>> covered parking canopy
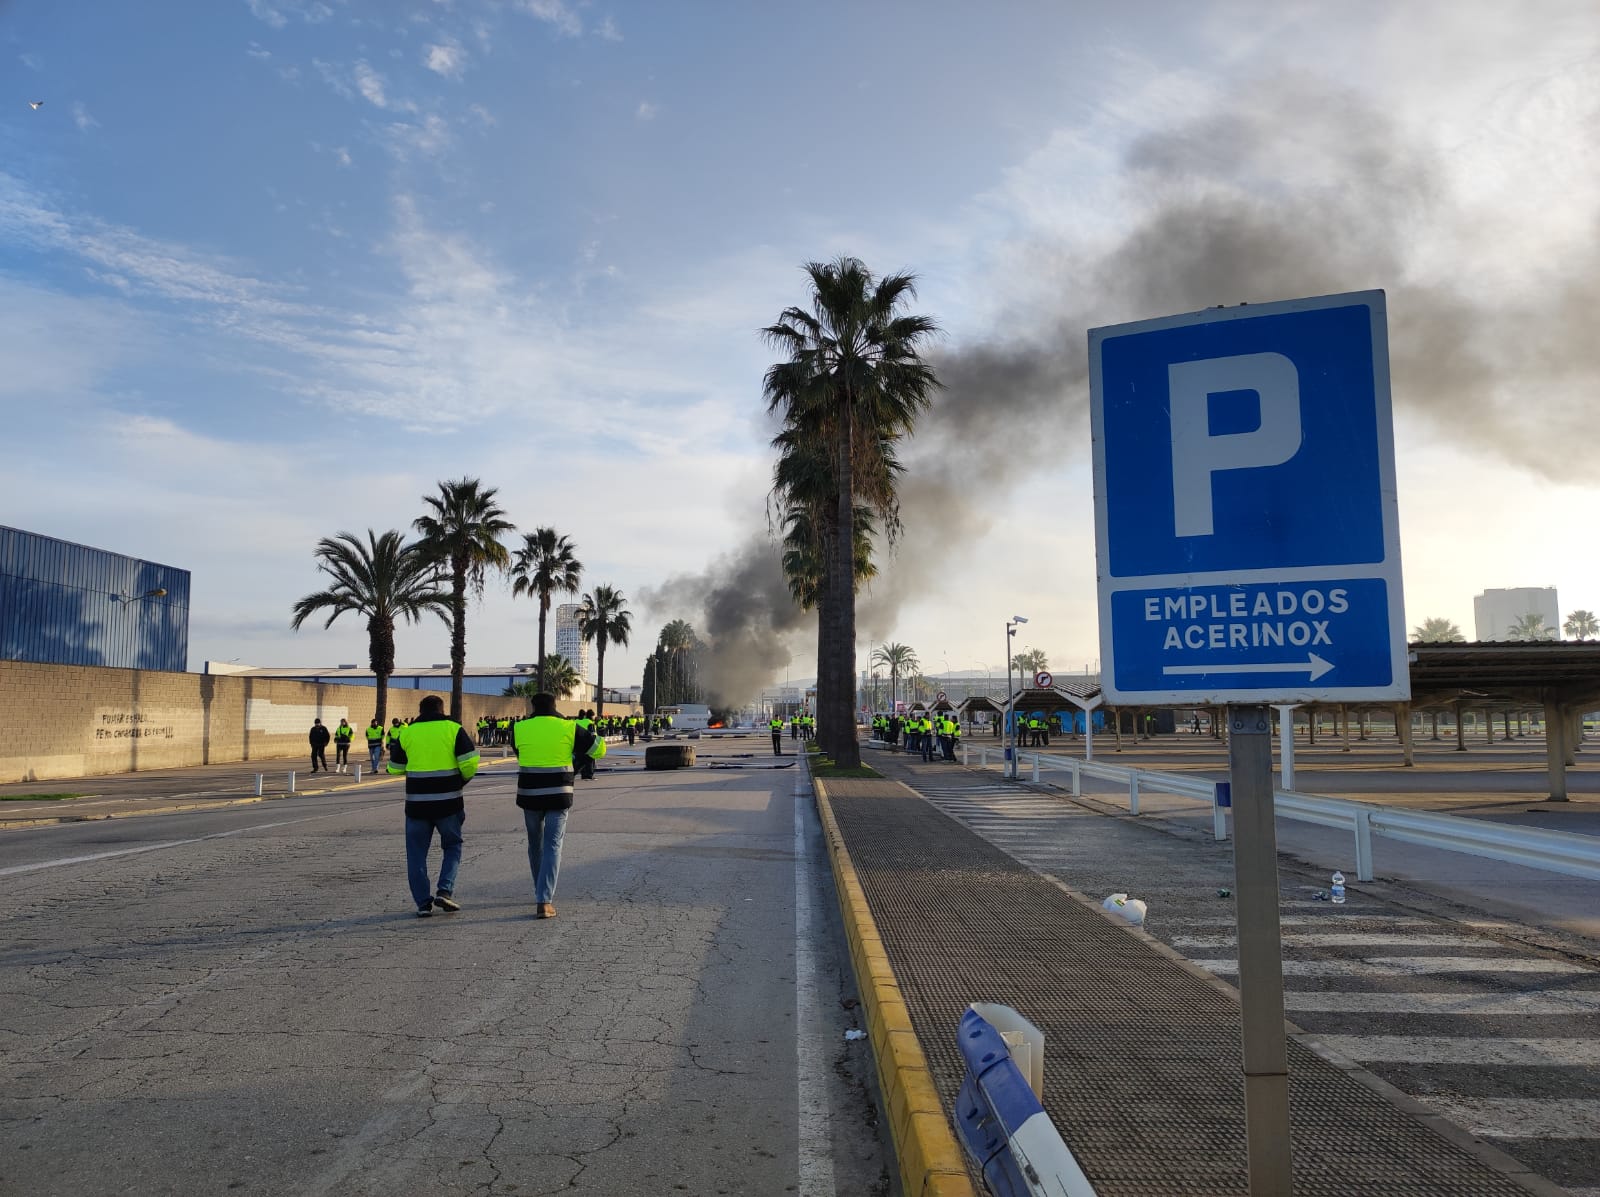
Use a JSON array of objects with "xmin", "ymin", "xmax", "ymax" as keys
[{"xmin": 1407, "ymin": 641, "xmax": 1600, "ymax": 800}]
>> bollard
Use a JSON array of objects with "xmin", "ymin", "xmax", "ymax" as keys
[
  {"xmin": 1070, "ymin": 759, "xmax": 1081, "ymax": 797},
  {"xmin": 287, "ymin": 770, "xmax": 296, "ymax": 794},
  {"xmin": 1031, "ymin": 754, "xmax": 1041, "ymax": 783},
  {"xmin": 353, "ymin": 765, "xmax": 362, "ymax": 782},
  {"xmin": 254, "ymin": 773, "xmax": 264, "ymax": 797},
  {"xmin": 1127, "ymin": 773, "xmax": 1140, "ymax": 815}
]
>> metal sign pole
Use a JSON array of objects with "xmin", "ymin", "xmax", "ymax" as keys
[{"xmin": 1228, "ymin": 704, "xmax": 1293, "ymax": 1195}]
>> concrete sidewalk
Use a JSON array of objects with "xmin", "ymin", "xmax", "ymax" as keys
[{"xmin": 815, "ymin": 771, "xmax": 1567, "ymax": 1197}]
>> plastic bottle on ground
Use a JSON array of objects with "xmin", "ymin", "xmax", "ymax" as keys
[{"xmin": 1330, "ymin": 871, "xmax": 1346, "ymax": 904}]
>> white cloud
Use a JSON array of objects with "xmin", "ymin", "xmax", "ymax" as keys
[
  {"xmin": 635, "ymin": 101, "xmax": 657, "ymax": 121},
  {"xmin": 334, "ymin": 146, "xmax": 352, "ymax": 168},
  {"xmin": 353, "ymin": 60, "xmax": 395, "ymax": 109},
  {"xmin": 20, "ymin": 52, "xmax": 42, "ymax": 71},
  {"xmin": 245, "ymin": 0, "xmax": 330, "ymax": 26},
  {"xmin": 467, "ymin": 103, "xmax": 495, "ymax": 127},
  {"xmin": 597, "ymin": 15, "xmax": 622, "ymax": 41},
  {"xmin": 383, "ymin": 113, "xmax": 452, "ymax": 160},
  {"xmin": 519, "ymin": 0, "xmax": 582, "ymax": 37},
  {"xmin": 424, "ymin": 38, "xmax": 466, "ymax": 78},
  {"xmin": 70, "ymin": 102, "xmax": 99, "ymax": 132},
  {"xmin": 311, "ymin": 58, "xmax": 352, "ymax": 99},
  {"xmin": 245, "ymin": 43, "xmax": 272, "ymax": 61},
  {"xmin": 246, "ymin": 0, "xmax": 287, "ymax": 29}
]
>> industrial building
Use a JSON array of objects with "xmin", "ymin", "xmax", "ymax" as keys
[
  {"xmin": 554, "ymin": 602, "xmax": 591, "ymax": 679},
  {"xmin": 0, "ymin": 525, "xmax": 190, "ymax": 672},
  {"xmin": 1474, "ymin": 587, "xmax": 1560, "ymax": 640}
]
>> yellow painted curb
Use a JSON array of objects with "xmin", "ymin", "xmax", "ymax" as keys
[{"xmin": 812, "ymin": 775, "xmax": 976, "ymax": 1197}]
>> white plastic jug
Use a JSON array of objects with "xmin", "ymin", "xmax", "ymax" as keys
[{"xmin": 1102, "ymin": 892, "xmax": 1148, "ymax": 926}]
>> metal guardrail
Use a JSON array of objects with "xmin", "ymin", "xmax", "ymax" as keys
[
  {"xmin": 964, "ymin": 746, "xmax": 1229, "ymax": 841},
  {"xmin": 961, "ymin": 746, "xmax": 1600, "ymax": 884},
  {"xmin": 955, "ymin": 1004, "xmax": 1097, "ymax": 1197}
]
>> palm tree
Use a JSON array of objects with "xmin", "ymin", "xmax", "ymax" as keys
[
  {"xmin": 1013, "ymin": 648, "xmax": 1049, "ymax": 680},
  {"xmin": 780, "ymin": 501, "xmax": 877, "ymax": 611},
  {"xmin": 506, "ymin": 654, "xmax": 580, "ymax": 704},
  {"xmin": 1506, "ymin": 612, "xmax": 1556, "ymax": 642},
  {"xmin": 870, "ymin": 643, "xmax": 919, "ymax": 712},
  {"xmin": 290, "ymin": 530, "xmax": 449, "ymax": 728},
  {"xmin": 764, "ymin": 257, "xmax": 940, "ymax": 766},
  {"xmin": 1412, "ymin": 617, "xmax": 1466, "ymax": 644},
  {"xmin": 412, "ymin": 478, "xmax": 515, "ymax": 721},
  {"xmin": 509, "ymin": 528, "xmax": 583, "ymax": 694},
  {"xmin": 578, "ymin": 585, "xmax": 632, "ymax": 718},
  {"xmin": 539, "ymin": 652, "xmax": 581, "ymax": 699},
  {"xmin": 1563, "ymin": 610, "xmax": 1598, "ymax": 640}
]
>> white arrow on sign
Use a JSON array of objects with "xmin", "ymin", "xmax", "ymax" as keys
[{"xmin": 1163, "ymin": 653, "xmax": 1333, "ymax": 682}]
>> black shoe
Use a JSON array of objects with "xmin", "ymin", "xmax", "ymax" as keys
[
  {"xmin": 416, "ymin": 901, "xmax": 434, "ymax": 918},
  {"xmin": 434, "ymin": 893, "xmax": 461, "ymax": 913}
]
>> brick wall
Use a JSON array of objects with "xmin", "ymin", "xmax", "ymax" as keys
[{"xmin": 0, "ymin": 662, "xmax": 535, "ymax": 784}]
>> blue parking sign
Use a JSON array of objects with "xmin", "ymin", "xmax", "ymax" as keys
[{"xmin": 1090, "ymin": 291, "xmax": 1408, "ymax": 704}]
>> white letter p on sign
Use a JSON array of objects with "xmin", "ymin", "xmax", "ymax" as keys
[{"xmin": 1168, "ymin": 352, "xmax": 1302, "ymax": 537}]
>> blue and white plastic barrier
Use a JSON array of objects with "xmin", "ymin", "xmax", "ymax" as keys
[{"xmin": 954, "ymin": 1003, "xmax": 1098, "ymax": 1197}]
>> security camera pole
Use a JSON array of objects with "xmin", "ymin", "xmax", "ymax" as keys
[
  {"xmin": 1089, "ymin": 291, "xmax": 1409, "ymax": 1195},
  {"xmin": 1005, "ymin": 615, "xmax": 1027, "ymax": 780}
]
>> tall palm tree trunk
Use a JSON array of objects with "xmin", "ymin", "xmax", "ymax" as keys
[
  {"xmin": 829, "ymin": 402, "xmax": 860, "ymax": 767},
  {"xmin": 537, "ymin": 601, "xmax": 549, "ymax": 693},
  {"xmin": 449, "ymin": 554, "xmax": 468, "ymax": 722},
  {"xmin": 814, "ymin": 514, "xmax": 838, "ymax": 756},
  {"xmin": 369, "ymin": 615, "xmax": 395, "ymax": 728},
  {"xmin": 595, "ymin": 641, "xmax": 606, "ymax": 718}
]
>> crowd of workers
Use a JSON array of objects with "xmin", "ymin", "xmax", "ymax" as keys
[{"xmin": 474, "ymin": 712, "xmax": 669, "ymax": 748}]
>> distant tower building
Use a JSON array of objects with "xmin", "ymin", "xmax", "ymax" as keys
[
  {"xmin": 554, "ymin": 603, "xmax": 591, "ymax": 680},
  {"xmin": 1473, "ymin": 587, "xmax": 1560, "ymax": 641}
]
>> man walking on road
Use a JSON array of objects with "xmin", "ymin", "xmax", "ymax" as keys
[
  {"xmin": 387, "ymin": 695, "xmax": 480, "ymax": 917},
  {"xmin": 365, "ymin": 718, "xmax": 384, "ymax": 772},
  {"xmin": 769, "ymin": 715, "xmax": 784, "ymax": 756},
  {"xmin": 308, "ymin": 718, "xmax": 330, "ymax": 773},
  {"xmin": 514, "ymin": 692, "xmax": 604, "ymax": 919}
]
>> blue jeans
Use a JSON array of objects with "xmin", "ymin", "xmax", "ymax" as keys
[
  {"xmin": 523, "ymin": 808, "xmax": 569, "ymax": 903},
  {"xmin": 405, "ymin": 810, "xmax": 464, "ymax": 909},
  {"xmin": 369, "ymin": 743, "xmax": 383, "ymax": 772}
]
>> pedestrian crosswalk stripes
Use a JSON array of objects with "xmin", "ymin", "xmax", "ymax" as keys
[
  {"xmin": 1192, "ymin": 957, "xmax": 1591, "ymax": 977},
  {"xmin": 1312, "ymin": 1036, "xmax": 1600, "ymax": 1066},
  {"xmin": 1418, "ymin": 1099, "xmax": 1600, "ymax": 1140},
  {"xmin": 1283, "ymin": 990, "xmax": 1600, "ymax": 1014},
  {"xmin": 1174, "ymin": 931, "xmax": 1491, "ymax": 948},
  {"xmin": 876, "ymin": 759, "xmax": 1600, "ymax": 1192}
]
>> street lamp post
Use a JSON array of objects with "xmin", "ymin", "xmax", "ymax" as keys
[{"xmin": 1005, "ymin": 615, "xmax": 1028, "ymax": 779}]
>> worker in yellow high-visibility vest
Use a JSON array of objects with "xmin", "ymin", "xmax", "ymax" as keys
[
  {"xmin": 387, "ymin": 695, "xmax": 480, "ymax": 917},
  {"xmin": 513, "ymin": 692, "xmax": 605, "ymax": 919}
]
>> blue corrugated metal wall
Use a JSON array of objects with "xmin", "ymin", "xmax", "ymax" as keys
[{"xmin": 0, "ymin": 526, "xmax": 191, "ymax": 672}]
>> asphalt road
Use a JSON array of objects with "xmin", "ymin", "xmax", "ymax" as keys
[{"xmin": 0, "ymin": 747, "xmax": 893, "ymax": 1197}]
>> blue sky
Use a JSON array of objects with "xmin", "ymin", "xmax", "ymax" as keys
[{"xmin": 4, "ymin": 1, "xmax": 1599, "ymax": 688}]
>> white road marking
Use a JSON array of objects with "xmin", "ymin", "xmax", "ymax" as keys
[
  {"xmin": 1311, "ymin": 1036, "xmax": 1600, "ymax": 1066},
  {"xmin": 1193, "ymin": 957, "xmax": 1591, "ymax": 977},
  {"xmin": 1415, "ymin": 1098, "xmax": 1600, "ymax": 1140},
  {"xmin": 794, "ymin": 766, "xmax": 836, "ymax": 1197},
  {"xmin": 1173, "ymin": 933, "xmax": 1490, "ymax": 948},
  {"xmin": 0, "ymin": 811, "xmax": 351, "ymax": 876},
  {"xmin": 1284, "ymin": 991, "xmax": 1600, "ymax": 1014},
  {"xmin": 1168, "ymin": 915, "xmax": 1440, "ymax": 927}
]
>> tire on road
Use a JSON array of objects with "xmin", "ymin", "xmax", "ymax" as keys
[{"xmin": 645, "ymin": 744, "xmax": 696, "ymax": 770}]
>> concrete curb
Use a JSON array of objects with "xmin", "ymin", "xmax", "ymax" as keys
[{"xmin": 811, "ymin": 774, "xmax": 976, "ymax": 1197}]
